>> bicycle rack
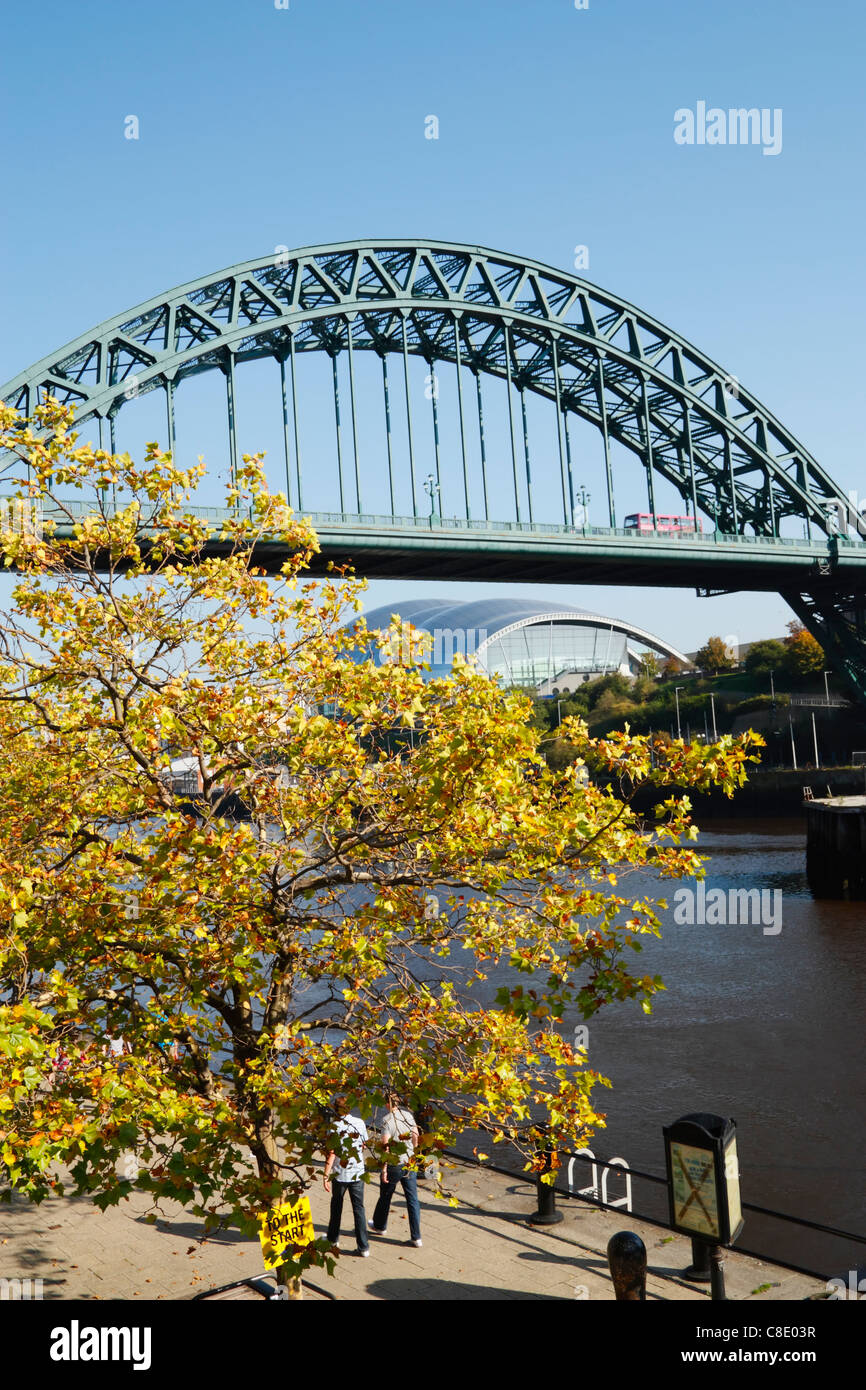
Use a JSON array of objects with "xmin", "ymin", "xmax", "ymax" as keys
[
  {"xmin": 567, "ymin": 1147, "xmax": 600, "ymax": 1200},
  {"xmin": 601, "ymin": 1156, "xmax": 632, "ymax": 1212},
  {"xmin": 566, "ymin": 1149, "xmax": 632, "ymax": 1213}
]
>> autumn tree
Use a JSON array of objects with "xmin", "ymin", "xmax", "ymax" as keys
[
  {"xmin": 783, "ymin": 621, "xmax": 825, "ymax": 677},
  {"xmin": 0, "ymin": 402, "xmax": 759, "ymax": 1296},
  {"xmin": 694, "ymin": 636, "xmax": 736, "ymax": 674},
  {"xmin": 638, "ymin": 652, "xmax": 660, "ymax": 680}
]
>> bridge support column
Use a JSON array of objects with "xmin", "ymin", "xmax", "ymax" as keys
[
  {"xmin": 474, "ymin": 370, "xmax": 489, "ymax": 521},
  {"xmin": 783, "ymin": 585, "xmax": 866, "ymax": 713},
  {"xmin": 224, "ymin": 352, "xmax": 238, "ymax": 491},
  {"xmin": 640, "ymin": 375, "xmax": 657, "ymax": 524},
  {"xmin": 597, "ymin": 353, "xmax": 615, "ymax": 528}
]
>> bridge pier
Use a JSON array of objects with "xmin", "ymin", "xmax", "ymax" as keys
[{"xmin": 804, "ymin": 795, "xmax": 866, "ymax": 899}]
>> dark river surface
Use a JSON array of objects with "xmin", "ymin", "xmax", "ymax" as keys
[
  {"xmin": 446, "ymin": 817, "xmax": 866, "ymax": 1279},
  {"xmin": 223, "ymin": 811, "xmax": 864, "ymax": 1278}
]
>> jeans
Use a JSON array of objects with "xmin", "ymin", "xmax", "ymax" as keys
[
  {"xmin": 373, "ymin": 1165, "xmax": 421, "ymax": 1242},
  {"xmin": 327, "ymin": 1180, "xmax": 369, "ymax": 1252}
]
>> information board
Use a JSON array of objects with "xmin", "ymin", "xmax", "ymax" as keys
[{"xmin": 669, "ymin": 1141, "xmax": 720, "ymax": 1238}]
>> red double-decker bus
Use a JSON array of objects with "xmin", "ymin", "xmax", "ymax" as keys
[{"xmin": 623, "ymin": 513, "xmax": 702, "ymax": 535}]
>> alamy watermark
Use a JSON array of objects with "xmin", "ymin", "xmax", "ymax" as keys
[
  {"xmin": 50, "ymin": 1323, "xmax": 152, "ymax": 1370},
  {"xmin": 674, "ymin": 103, "xmax": 782, "ymax": 157},
  {"xmin": 825, "ymin": 491, "xmax": 866, "ymax": 539},
  {"xmin": 826, "ymin": 1270, "xmax": 866, "ymax": 1300},
  {"xmin": 1, "ymin": 1277, "xmax": 43, "ymax": 1300},
  {"xmin": 673, "ymin": 881, "xmax": 782, "ymax": 935},
  {"xmin": 377, "ymin": 624, "xmax": 488, "ymax": 669},
  {"xmin": 0, "ymin": 498, "xmax": 42, "ymax": 539}
]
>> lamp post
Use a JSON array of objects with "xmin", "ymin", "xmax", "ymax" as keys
[
  {"xmin": 674, "ymin": 686, "xmax": 684, "ymax": 740},
  {"xmin": 789, "ymin": 712, "xmax": 798, "ymax": 770},
  {"xmin": 424, "ymin": 472, "xmax": 441, "ymax": 522},
  {"xmin": 557, "ymin": 699, "xmax": 562, "ymax": 728},
  {"xmin": 576, "ymin": 484, "xmax": 591, "ymax": 526},
  {"xmin": 812, "ymin": 710, "xmax": 820, "ymax": 768},
  {"xmin": 823, "ymin": 669, "xmax": 831, "ymax": 706},
  {"xmin": 709, "ymin": 693, "xmax": 718, "ymax": 741}
]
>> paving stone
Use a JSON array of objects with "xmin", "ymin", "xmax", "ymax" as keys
[{"xmin": 1, "ymin": 1155, "xmax": 827, "ymax": 1302}]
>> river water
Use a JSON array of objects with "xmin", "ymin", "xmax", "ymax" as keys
[
  {"xmin": 453, "ymin": 817, "xmax": 866, "ymax": 1279},
  {"xmin": 179, "ymin": 808, "xmax": 866, "ymax": 1277}
]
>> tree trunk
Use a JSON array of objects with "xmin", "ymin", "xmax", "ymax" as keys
[
  {"xmin": 273, "ymin": 1262, "xmax": 303, "ymax": 1300},
  {"xmin": 256, "ymin": 1119, "xmax": 304, "ymax": 1301}
]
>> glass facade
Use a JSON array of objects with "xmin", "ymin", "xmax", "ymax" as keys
[
  {"xmin": 353, "ymin": 597, "xmax": 681, "ymax": 691},
  {"xmin": 481, "ymin": 622, "xmax": 628, "ymax": 687}
]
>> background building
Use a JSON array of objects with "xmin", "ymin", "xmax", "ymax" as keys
[{"xmin": 355, "ymin": 598, "xmax": 691, "ymax": 693}]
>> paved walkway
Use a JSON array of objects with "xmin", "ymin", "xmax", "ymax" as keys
[{"xmin": 1, "ymin": 1155, "xmax": 825, "ymax": 1302}]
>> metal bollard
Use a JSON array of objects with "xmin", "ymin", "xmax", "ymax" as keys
[
  {"xmin": 528, "ymin": 1148, "xmax": 563, "ymax": 1225},
  {"xmin": 607, "ymin": 1230, "xmax": 647, "ymax": 1301},
  {"xmin": 709, "ymin": 1244, "xmax": 727, "ymax": 1301},
  {"xmin": 684, "ymin": 1236, "xmax": 712, "ymax": 1282}
]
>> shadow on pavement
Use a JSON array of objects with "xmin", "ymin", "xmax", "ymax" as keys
[
  {"xmin": 517, "ymin": 1247, "xmax": 608, "ymax": 1274},
  {"xmin": 133, "ymin": 1217, "xmax": 255, "ymax": 1246},
  {"xmin": 365, "ymin": 1278, "xmax": 565, "ymax": 1300}
]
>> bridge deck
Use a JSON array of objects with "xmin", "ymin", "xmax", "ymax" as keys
[{"xmin": 20, "ymin": 501, "xmax": 866, "ymax": 589}]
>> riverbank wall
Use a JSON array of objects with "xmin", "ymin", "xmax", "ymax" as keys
[{"xmin": 627, "ymin": 765, "xmax": 866, "ymax": 817}]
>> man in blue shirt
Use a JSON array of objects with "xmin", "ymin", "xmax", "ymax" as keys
[{"xmin": 323, "ymin": 1097, "xmax": 370, "ymax": 1256}]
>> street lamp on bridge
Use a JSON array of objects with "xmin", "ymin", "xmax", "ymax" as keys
[
  {"xmin": 424, "ymin": 473, "xmax": 441, "ymax": 522},
  {"xmin": 674, "ymin": 686, "xmax": 684, "ymax": 741}
]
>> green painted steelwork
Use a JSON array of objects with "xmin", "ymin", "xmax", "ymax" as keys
[
  {"xmin": 3, "ymin": 238, "xmax": 855, "ymax": 536},
  {"xmin": 2, "ymin": 238, "xmax": 865, "ymax": 704}
]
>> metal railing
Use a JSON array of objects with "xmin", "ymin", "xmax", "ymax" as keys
[
  {"xmin": 789, "ymin": 696, "xmax": 850, "ymax": 708},
  {"xmin": 450, "ymin": 1144, "xmax": 866, "ymax": 1281},
  {"xmin": 6, "ymin": 496, "xmax": 859, "ymax": 554}
]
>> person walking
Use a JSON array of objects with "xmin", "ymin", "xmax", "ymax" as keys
[
  {"xmin": 370, "ymin": 1093, "xmax": 422, "ymax": 1247},
  {"xmin": 414, "ymin": 1099, "xmax": 440, "ymax": 1181},
  {"xmin": 323, "ymin": 1097, "xmax": 370, "ymax": 1257}
]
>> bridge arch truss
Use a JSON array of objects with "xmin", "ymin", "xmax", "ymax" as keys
[
  {"xmin": 1, "ymin": 239, "xmax": 856, "ymax": 540},
  {"xmin": 2, "ymin": 240, "xmax": 866, "ymax": 708}
]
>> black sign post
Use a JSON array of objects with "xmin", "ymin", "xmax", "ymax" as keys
[{"xmin": 662, "ymin": 1112, "xmax": 743, "ymax": 1301}]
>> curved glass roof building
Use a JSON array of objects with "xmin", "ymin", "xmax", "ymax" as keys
[{"xmin": 353, "ymin": 598, "xmax": 690, "ymax": 692}]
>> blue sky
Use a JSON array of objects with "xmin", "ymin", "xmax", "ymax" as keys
[{"xmin": 1, "ymin": 0, "xmax": 864, "ymax": 650}]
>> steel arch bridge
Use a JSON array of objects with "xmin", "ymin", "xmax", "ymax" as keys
[{"xmin": 3, "ymin": 238, "xmax": 866, "ymax": 705}]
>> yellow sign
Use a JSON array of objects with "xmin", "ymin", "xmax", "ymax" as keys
[
  {"xmin": 670, "ymin": 1141, "xmax": 720, "ymax": 1238},
  {"xmin": 258, "ymin": 1196, "xmax": 315, "ymax": 1269}
]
